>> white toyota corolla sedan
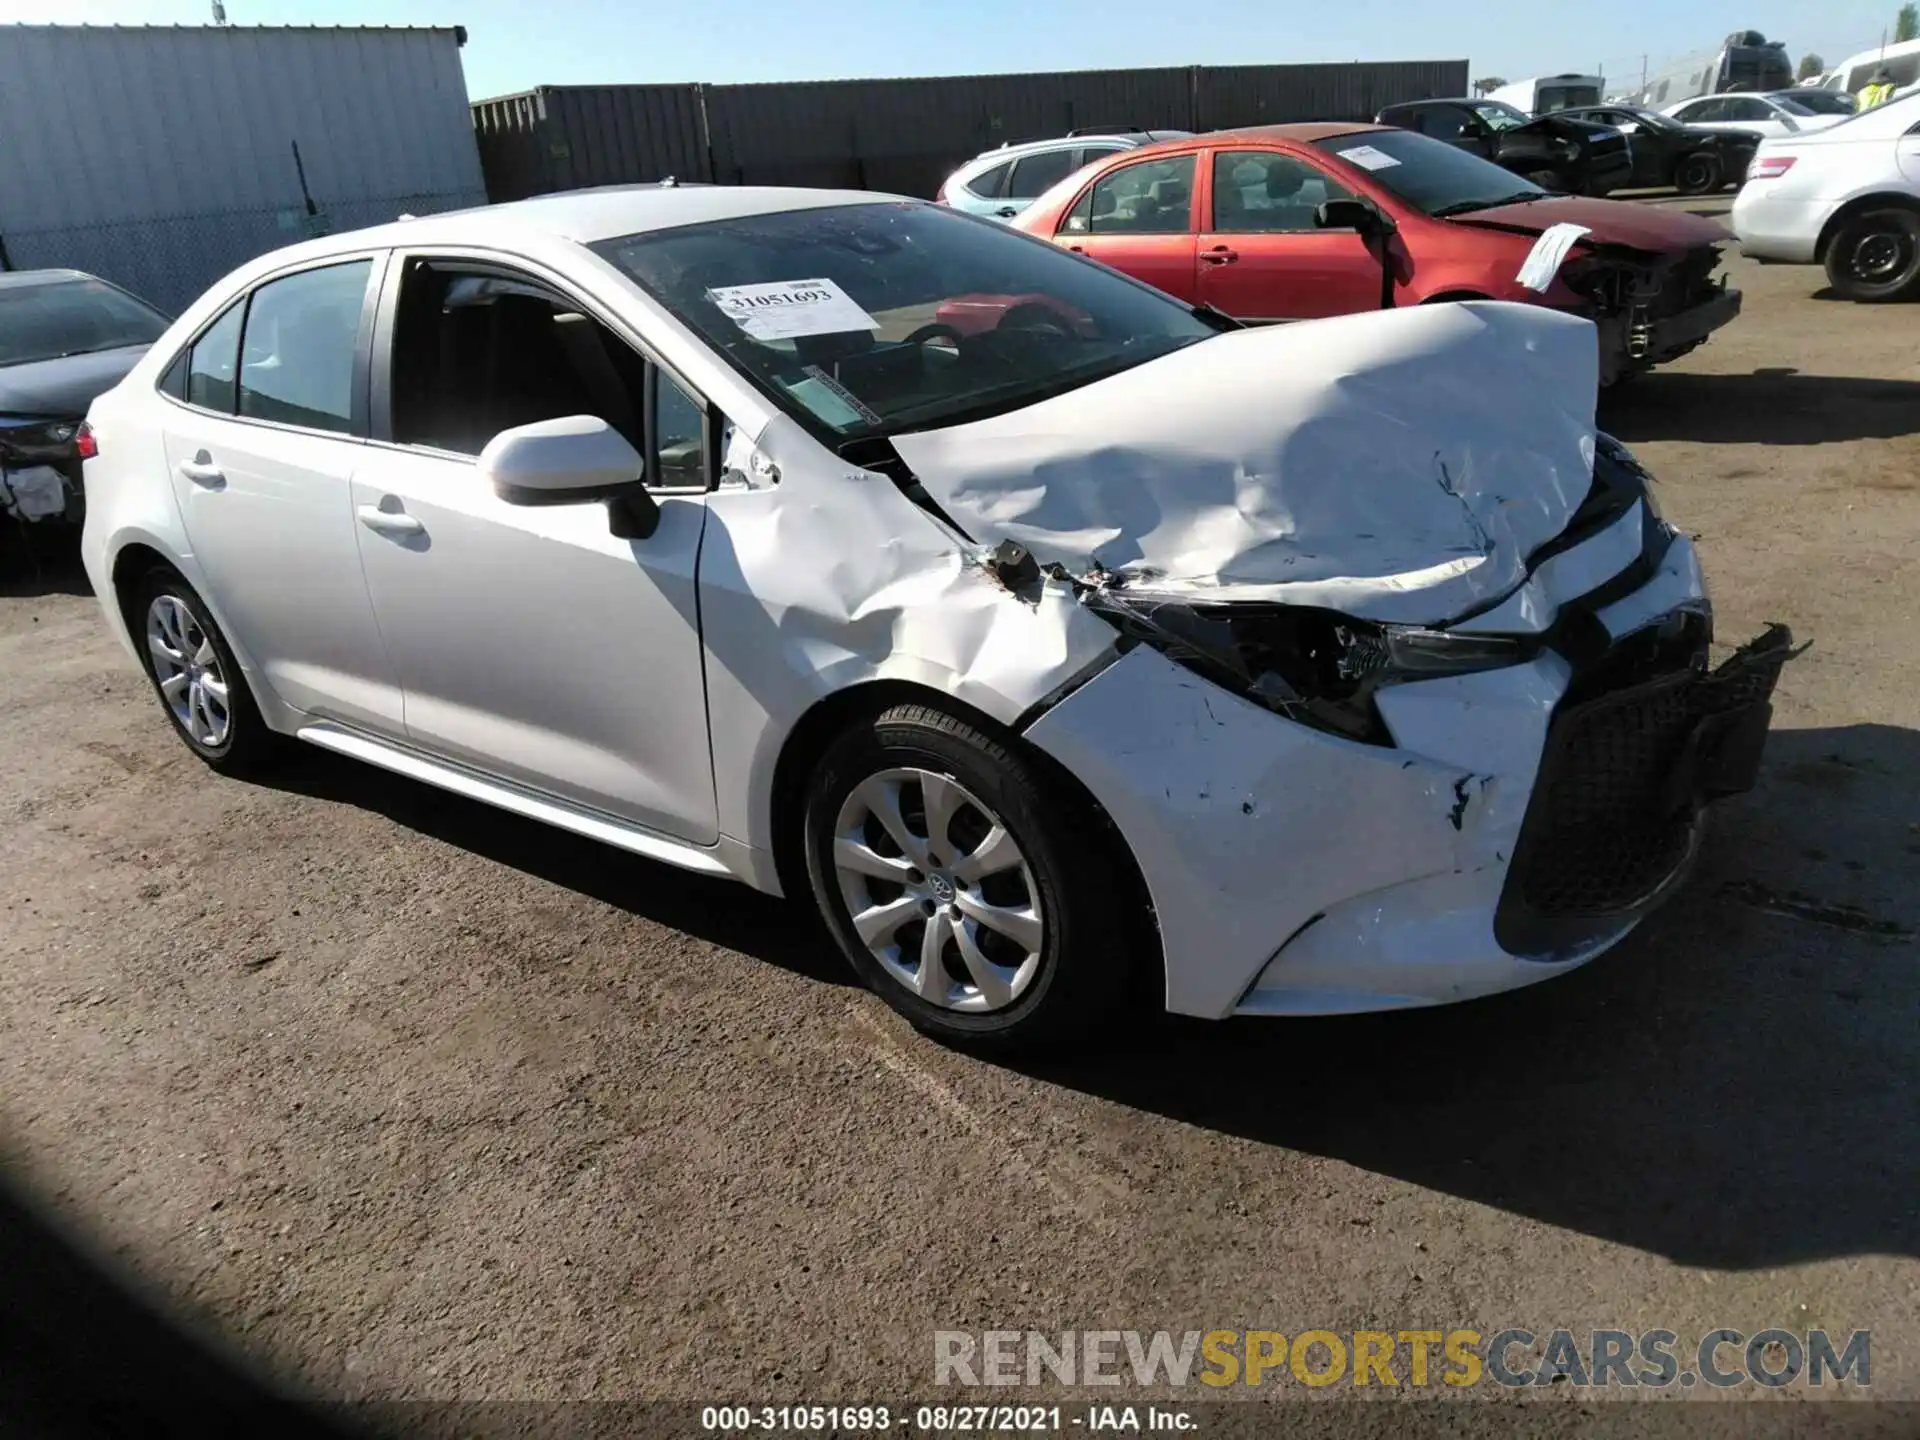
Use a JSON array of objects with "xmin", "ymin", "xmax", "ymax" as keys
[{"xmin": 79, "ymin": 185, "xmax": 1792, "ymax": 1050}]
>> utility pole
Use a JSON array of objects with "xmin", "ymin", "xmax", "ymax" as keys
[{"xmin": 1641, "ymin": 55, "xmax": 1649, "ymax": 93}]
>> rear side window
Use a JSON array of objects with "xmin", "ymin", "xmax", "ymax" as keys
[
  {"xmin": 236, "ymin": 261, "xmax": 371, "ymax": 434},
  {"xmin": 1064, "ymin": 154, "xmax": 1196, "ymax": 235},
  {"xmin": 1416, "ymin": 107, "xmax": 1468, "ymax": 140},
  {"xmin": 965, "ymin": 160, "xmax": 1013, "ymax": 198},
  {"xmin": 185, "ymin": 302, "xmax": 244, "ymax": 413},
  {"xmin": 1008, "ymin": 148, "xmax": 1077, "ymax": 199}
]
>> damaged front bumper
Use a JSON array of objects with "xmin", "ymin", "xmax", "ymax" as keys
[
  {"xmin": 0, "ymin": 420, "xmax": 86, "ymax": 525},
  {"xmin": 1023, "ymin": 534, "xmax": 1793, "ymax": 1019}
]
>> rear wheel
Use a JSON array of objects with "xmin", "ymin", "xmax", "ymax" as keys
[
  {"xmin": 802, "ymin": 703, "xmax": 1139, "ymax": 1052},
  {"xmin": 133, "ymin": 568, "xmax": 285, "ymax": 775},
  {"xmin": 1824, "ymin": 208, "xmax": 1920, "ymax": 302},
  {"xmin": 1673, "ymin": 152, "xmax": 1723, "ymax": 196}
]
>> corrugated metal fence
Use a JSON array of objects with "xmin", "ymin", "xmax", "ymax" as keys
[
  {"xmin": 474, "ymin": 60, "xmax": 1469, "ymax": 203},
  {"xmin": 0, "ymin": 26, "xmax": 488, "ymax": 314}
]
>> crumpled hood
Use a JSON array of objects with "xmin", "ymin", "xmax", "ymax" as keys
[
  {"xmin": 1453, "ymin": 195, "xmax": 1730, "ymax": 250},
  {"xmin": 0, "ymin": 344, "xmax": 148, "ymax": 419},
  {"xmin": 890, "ymin": 300, "xmax": 1600, "ymax": 624}
]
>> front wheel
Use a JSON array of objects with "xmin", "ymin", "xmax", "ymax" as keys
[
  {"xmin": 1673, "ymin": 152, "xmax": 1723, "ymax": 196},
  {"xmin": 802, "ymin": 703, "xmax": 1139, "ymax": 1052},
  {"xmin": 1824, "ymin": 208, "xmax": 1920, "ymax": 302}
]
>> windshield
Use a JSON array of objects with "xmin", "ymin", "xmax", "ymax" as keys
[
  {"xmin": 594, "ymin": 202, "xmax": 1214, "ymax": 442},
  {"xmin": 1316, "ymin": 129, "xmax": 1543, "ymax": 217},
  {"xmin": 1771, "ymin": 96, "xmax": 1816, "ymax": 116},
  {"xmin": 1472, "ymin": 102, "xmax": 1532, "ymax": 132},
  {"xmin": 0, "ymin": 277, "xmax": 168, "ymax": 368},
  {"xmin": 1624, "ymin": 108, "xmax": 1680, "ymax": 131}
]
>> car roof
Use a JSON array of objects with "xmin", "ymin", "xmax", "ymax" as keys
[
  {"xmin": 268, "ymin": 184, "xmax": 907, "ymax": 263},
  {"xmin": 0, "ymin": 267, "xmax": 98, "ymax": 290},
  {"xmin": 1121, "ymin": 121, "xmax": 1384, "ymax": 154},
  {"xmin": 965, "ymin": 130, "xmax": 1180, "ymax": 163}
]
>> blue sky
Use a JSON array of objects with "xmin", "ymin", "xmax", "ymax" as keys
[{"xmin": 12, "ymin": 0, "xmax": 1906, "ymax": 100}]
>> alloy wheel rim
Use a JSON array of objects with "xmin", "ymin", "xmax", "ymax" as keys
[
  {"xmin": 832, "ymin": 767, "xmax": 1044, "ymax": 1013},
  {"xmin": 146, "ymin": 595, "xmax": 231, "ymax": 748}
]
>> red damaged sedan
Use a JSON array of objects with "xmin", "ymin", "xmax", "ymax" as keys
[{"xmin": 1003, "ymin": 123, "xmax": 1741, "ymax": 383}]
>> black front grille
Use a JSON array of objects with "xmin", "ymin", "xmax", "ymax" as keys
[{"xmin": 1495, "ymin": 624, "xmax": 1794, "ymax": 956}]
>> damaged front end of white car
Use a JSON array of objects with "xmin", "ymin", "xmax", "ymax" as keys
[{"xmin": 875, "ymin": 300, "xmax": 1795, "ymax": 1020}]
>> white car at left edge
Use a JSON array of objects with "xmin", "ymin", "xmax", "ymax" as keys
[
  {"xmin": 78, "ymin": 184, "xmax": 1793, "ymax": 1055},
  {"xmin": 1732, "ymin": 90, "xmax": 1920, "ymax": 300}
]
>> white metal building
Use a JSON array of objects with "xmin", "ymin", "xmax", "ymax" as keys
[{"xmin": 0, "ymin": 24, "xmax": 487, "ymax": 314}]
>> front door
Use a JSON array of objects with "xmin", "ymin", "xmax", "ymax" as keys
[
  {"xmin": 160, "ymin": 255, "xmax": 404, "ymax": 732},
  {"xmin": 350, "ymin": 256, "xmax": 719, "ymax": 843},
  {"xmin": 1195, "ymin": 149, "xmax": 1386, "ymax": 321},
  {"xmin": 1055, "ymin": 152, "xmax": 1200, "ymax": 302}
]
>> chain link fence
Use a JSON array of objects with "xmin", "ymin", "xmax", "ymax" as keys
[{"xmin": 2, "ymin": 190, "xmax": 486, "ymax": 316}]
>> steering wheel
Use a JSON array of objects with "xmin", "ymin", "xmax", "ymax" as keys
[{"xmin": 902, "ymin": 322, "xmax": 963, "ymax": 350}]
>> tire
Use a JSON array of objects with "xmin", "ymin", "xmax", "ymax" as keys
[
  {"xmin": 1673, "ymin": 152, "xmax": 1722, "ymax": 196},
  {"xmin": 133, "ymin": 567, "xmax": 285, "ymax": 775},
  {"xmin": 1823, "ymin": 207, "xmax": 1920, "ymax": 302},
  {"xmin": 802, "ymin": 703, "xmax": 1139, "ymax": 1053}
]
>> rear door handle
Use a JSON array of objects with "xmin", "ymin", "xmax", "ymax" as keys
[
  {"xmin": 1202, "ymin": 246, "xmax": 1239, "ymax": 265},
  {"xmin": 356, "ymin": 503, "xmax": 425, "ymax": 538},
  {"xmin": 177, "ymin": 456, "xmax": 225, "ymax": 487}
]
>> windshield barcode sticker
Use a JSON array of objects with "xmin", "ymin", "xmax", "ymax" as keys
[
  {"xmin": 706, "ymin": 277, "xmax": 880, "ymax": 341},
  {"xmin": 1335, "ymin": 144, "xmax": 1401, "ymax": 171}
]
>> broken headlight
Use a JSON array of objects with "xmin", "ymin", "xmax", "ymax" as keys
[{"xmin": 1086, "ymin": 592, "xmax": 1533, "ymax": 745}]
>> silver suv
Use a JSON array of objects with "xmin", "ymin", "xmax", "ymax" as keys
[{"xmin": 937, "ymin": 127, "xmax": 1191, "ymax": 220}]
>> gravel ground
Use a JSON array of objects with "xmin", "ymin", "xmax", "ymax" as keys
[{"xmin": 2, "ymin": 214, "xmax": 1917, "ymax": 1431}]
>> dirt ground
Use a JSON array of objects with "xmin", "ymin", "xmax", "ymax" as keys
[{"xmin": 3, "ymin": 204, "xmax": 1917, "ymax": 1430}]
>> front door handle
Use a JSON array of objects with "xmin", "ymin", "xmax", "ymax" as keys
[
  {"xmin": 1202, "ymin": 246, "xmax": 1239, "ymax": 265},
  {"xmin": 177, "ymin": 454, "xmax": 225, "ymax": 487},
  {"xmin": 356, "ymin": 503, "xmax": 425, "ymax": 538}
]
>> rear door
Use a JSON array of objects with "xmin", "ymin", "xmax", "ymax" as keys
[
  {"xmin": 1055, "ymin": 153, "xmax": 1199, "ymax": 301},
  {"xmin": 157, "ymin": 254, "xmax": 404, "ymax": 731},
  {"xmin": 1195, "ymin": 149, "xmax": 1381, "ymax": 320}
]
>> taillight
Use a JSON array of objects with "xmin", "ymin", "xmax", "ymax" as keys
[
  {"xmin": 1748, "ymin": 155, "xmax": 1797, "ymax": 180},
  {"xmin": 75, "ymin": 422, "xmax": 98, "ymax": 460}
]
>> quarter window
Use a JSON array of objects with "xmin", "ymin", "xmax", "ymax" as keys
[
  {"xmin": 1065, "ymin": 154, "xmax": 1196, "ymax": 235},
  {"xmin": 966, "ymin": 160, "xmax": 1013, "ymax": 199},
  {"xmin": 184, "ymin": 301, "xmax": 244, "ymax": 414},
  {"xmin": 236, "ymin": 260, "xmax": 371, "ymax": 434}
]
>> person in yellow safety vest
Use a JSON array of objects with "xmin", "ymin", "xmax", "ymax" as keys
[{"xmin": 1858, "ymin": 68, "xmax": 1898, "ymax": 109}]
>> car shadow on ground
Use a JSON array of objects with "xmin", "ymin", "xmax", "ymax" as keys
[
  {"xmin": 0, "ymin": 533, "xmax": 92, "ymax": 598},
  {"xmin": 262, "ymin": 747, "xmax": 854, "ymax": 992},
  {"xmin": 1015, "ymin": 721, "xmax": 1920, "ymax": 1270},
  {"xmin": 1599, "ymin": 367, "xmax": 1920, "ymax": 445}
]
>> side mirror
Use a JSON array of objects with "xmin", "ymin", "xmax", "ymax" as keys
[
  {"xmin": 1316, "ymin": 197, "xmax": 1394, "ymax": 238},
  {"xmin": 479, "ymin": 415, "xmax": 660, "ymax": 539}
]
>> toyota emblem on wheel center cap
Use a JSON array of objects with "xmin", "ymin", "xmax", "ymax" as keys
[{"xmin": 929, "ymin": 873, "xmax": 956, "ymax": 904}]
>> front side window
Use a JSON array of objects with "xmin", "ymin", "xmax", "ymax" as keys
[
  {"xmin": 594, "ymin": 200, "xmax": 1213, "ymax": 442},
  {"xmin": 653, "ymin": 372, "xmax": 707, "ymax": 488},
  {"xmin": 0, "ymin": 276, "xmax": 168, "ymax": 369},
  {"xmin": 390, "ymin": 261, "xmax": 645, "ymax": 458},
  {"xmin": 236, "ymin": 261, "xmax": 371, "ymax": 434},
  {"xmin": 1414, "ymin": 107, "xmax": 1467, "ymax": 141},
  {"xmin": 185, "ymin": 301, "xmax": 245, "ymax": 414},
  {"xmin": 1008, "ymin": 148, "xmax": 1077, "ymax": 199},
  {"xmin": 1210, "ymin": 152, "xmax": 1353, "ymax": 233},
  {"xmin": 1068, "ymin": 154, "xmax": 1196, "ymax": 235}
]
